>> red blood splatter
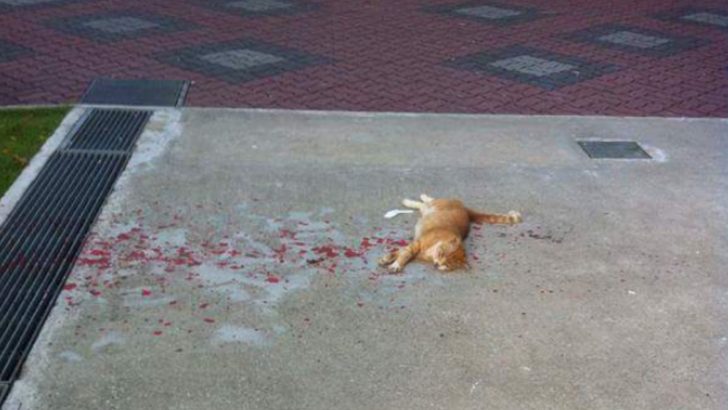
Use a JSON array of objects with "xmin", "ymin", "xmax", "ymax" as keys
[
  {"xmin": 266, "ymin": 275, "xmax": 280, "ymax": 284},
  {"xmin": 312, "ymin": 245, "xmax": 338, "ymax": 258},
  {"xmin": 171, "ymin": 249, "xmax": 200, "ymax": 266},
  {"xmin": 273, "ymin": 244, "xmax": 287, "ymax": 262},
  {"xmin": 117, "ymin": 232, "xmax": 132, "ymax": 241},
  {"xmin": 63, "ymin": 283, "xmax": 77, "ymax": 291},
  {"xmin": 344, "ymin": 248, "xmax": 360, "ymax": 258},
  {"xmin": 127, "ymin": 250, "xmax": 146, "ymax": 260},
  {"xmin": 279, "ymin": 229, "xmax": 296, "ymax": 239},
  {"xmin": 89, "ymin": 289, "xmax": 102, "ymax": 297},
  {"xmin": 360, "ymin": 238, "xmax": 374, "ymax": 250},
  {"xmin": 77, "ymin": 256, "xmax": 111, "ymax": 269},
  {"xmin": 203, "ymin": 318, "xmax": 215, "ymax": 323},
  {"xmin": 153, "ymin": 331, "xmax": 163, "ymax": 336},
  {"xmin": 141, "ymin": 289, "xmax": 152, "ymax": 297}
]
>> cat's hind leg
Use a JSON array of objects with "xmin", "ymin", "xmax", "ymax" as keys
[
  {"xmin": 402, "ymin": 198, "xmax": 425, "ymax": 210},
  {"xmin": 420, "ymin": 194, "xmax": 434, "ymax": 203}
]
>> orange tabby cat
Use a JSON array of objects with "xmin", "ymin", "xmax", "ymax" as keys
[{"xmin": 378, "ymin": 194, "xmax": 522, "ymax": 272}]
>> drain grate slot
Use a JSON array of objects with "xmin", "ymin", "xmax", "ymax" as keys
[
  {"xmin": 66, "ymin": 109, "xmax": 151, "ymax": 152},
  {"xmin": 0, "ymin": 108, "xmax": 151, "ymax": 398},
  {"xmin": 81, "ymin": 78, "xmax": 189, "ymax": 107},
  {"xmin": 577, "ymin": 140, "xmax": 651, "ymax": 159}
]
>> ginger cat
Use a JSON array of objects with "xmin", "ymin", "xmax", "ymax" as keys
[{"xmin": 378, "ymin": 194, "xmax": 522, "ymax": 273}]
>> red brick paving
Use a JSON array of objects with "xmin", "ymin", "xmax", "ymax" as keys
[{"xmin": 0, "ymin": 0, "xmax": 727, "ymax": 116}]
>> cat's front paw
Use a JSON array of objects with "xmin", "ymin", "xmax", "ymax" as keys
[
  {"xmin": 378, "ymin": 253, "xmax": 396, "ymax": 266},
  {"xmin": 388, "ymin": 261, "xmax": 403, "ymax": 273}
]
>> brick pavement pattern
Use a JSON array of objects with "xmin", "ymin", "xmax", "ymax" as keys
[{"xmin": 1, "ymin": 0, "xmax": 727, "ymax": 116}]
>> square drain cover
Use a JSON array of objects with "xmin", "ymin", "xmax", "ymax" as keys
[
  {"xmin": 577, "ymin": 140, "xmax": 651, "ymax": 159},
  {"xmin": 81, "ymin": 78, "xmax": 189, "ymax": 107}
]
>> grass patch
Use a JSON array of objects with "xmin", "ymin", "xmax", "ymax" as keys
[{"xmin": 0, "ymin": 107, "xmax": 69, "ymax": 196}]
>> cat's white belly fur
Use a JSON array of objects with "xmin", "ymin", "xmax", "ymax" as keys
[{"xmin": 414, "ymin": 204, "xmax": 436, "ymax": 239}]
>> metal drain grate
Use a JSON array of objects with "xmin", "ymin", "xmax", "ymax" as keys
[
  {"xmin": 0, "ymin": 152, "xmax": 128, "ymax": 382},
  {"xmin": 81, "ymin": 78, "xmax": 189, "ymax": 107},
  {"xmin": 0, "ymin": 109, "xmax": 151, "ymax": 398},
  {"xmin": 0, "ymin": 383, "xmax": 8, "ymax": 405},
  {"xmin": 577, "ymin": 140, "xmax": 651, "ymax": 159},
  {"xmin": 66, "ymin": 109, "xmax": 151, "ymax": 152}
]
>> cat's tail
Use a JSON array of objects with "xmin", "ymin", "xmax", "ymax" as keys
[{"xmin": 468, "ymin": 209, "xmax": 522, "ymax": 225}]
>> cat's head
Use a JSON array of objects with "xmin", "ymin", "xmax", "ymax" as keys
[{"xmin": 434, "ymin": 237, "xmax": 468, "ymax": 271}]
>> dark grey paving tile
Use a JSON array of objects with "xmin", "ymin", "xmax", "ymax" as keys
[
  {"xmin": 655, "ymin": 7, "xmax": 728, "ymax": 32},
  {"xmin": 194, "ymin": 0, "xmax": 317, "ymax": 17},
  {"xmin": 0, "ymin": 40, "xmax": 31, "ymax": 63},
  {"xmin": 156, "ymin": 38, "xmax": 331, "ymax": 83},
  {"xmin": 47, "ymin": 11, "xmax": 197, "ymax": 42},
  {"xmin": 425, "ymin": 1, "xmax": 544, "ymax": 26},
  {"xmin": 563, "ymin": 24, "xmax": 708, "ymax": 57},
  {"xmin": 445, "ymin": 45, "xmax": 618, "ymax": 90}
]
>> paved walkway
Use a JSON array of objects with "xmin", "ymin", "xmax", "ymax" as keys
[{"xmin": 1, "ymin": 0, "xmax": 727, "ymax": 116}]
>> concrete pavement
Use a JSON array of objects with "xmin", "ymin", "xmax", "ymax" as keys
[{"xmin": 4, "ymin": 108, "xmax": 727, "ymax": 409}]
